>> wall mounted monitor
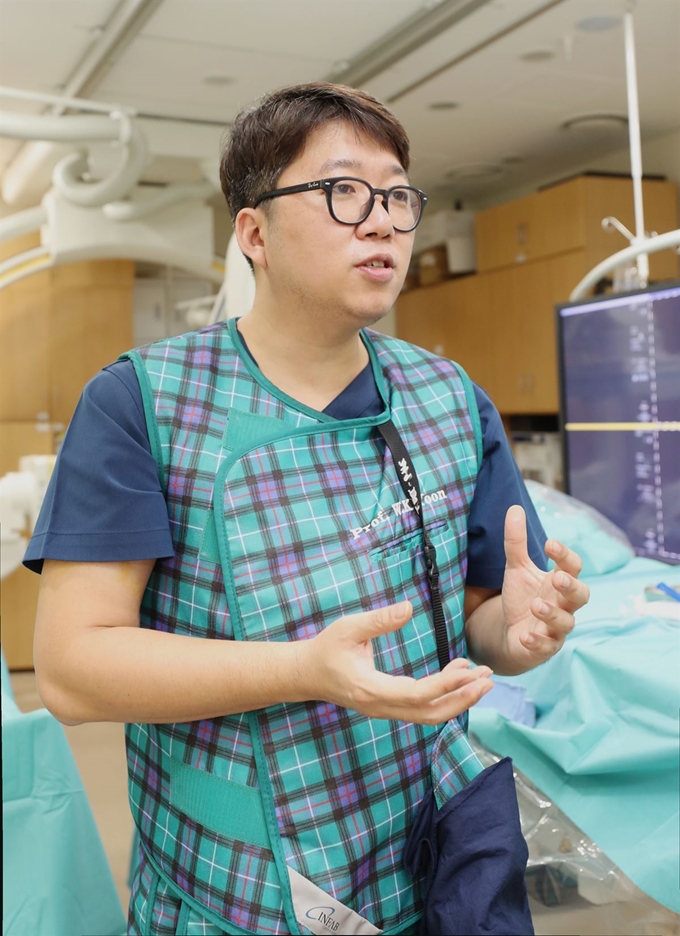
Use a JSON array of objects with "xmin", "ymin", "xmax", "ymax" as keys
[{"xmin": 557, "ymin": 280, "xmax": 680, "ymax": 564}]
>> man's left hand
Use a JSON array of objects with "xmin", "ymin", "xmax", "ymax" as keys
[{"xmin": 501, "ymin": 504, "xmax": 590, "ymax": 668}]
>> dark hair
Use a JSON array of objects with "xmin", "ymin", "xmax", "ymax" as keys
[{"xmin": 219, "ymin": 82, "xmax": 410, "ymax": 223}]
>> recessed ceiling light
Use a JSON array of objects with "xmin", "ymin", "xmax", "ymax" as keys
[
  {"xmin": 446, "ymin": 163, "xmax": 504, "ymax": 180},
  {"xmin": 202, "ymin": 75, "xmax": 234, "ymax": 86},
  {"xmin": 576, "ymin": 15, "xmax": 621, "ymax": 32},
  {"xmin": 561, "ymin": 113, "xmax": 629, "ymax": 131},
  {"xmin": 520, "ymin": 49, "xmax": 555, "ymax": 63},
  {"xmin": 429, "ymin": 101, "xmax": 459, "ymax": 110}
]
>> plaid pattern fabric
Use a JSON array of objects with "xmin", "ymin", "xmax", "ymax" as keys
[
  {"xmin": 128, "ymin": 842, "xmax": 227, "ymax": 934},
  {"xmin": 123, "ymin": 322, "xmax": 482, "ymax": 934}
]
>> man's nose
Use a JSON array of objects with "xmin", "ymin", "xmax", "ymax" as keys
[{"xmin": 358, "ymin": 193, "xmax": 394, "ymax": 237}]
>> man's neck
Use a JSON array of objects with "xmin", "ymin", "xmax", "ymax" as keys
[{"xmin": 236, "ymin": 305, "xmax": 370, "ymax": 412}]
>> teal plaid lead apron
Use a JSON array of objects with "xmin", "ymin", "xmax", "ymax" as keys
[{"xmin": 122, "ymin": 319, "xmax": 486, "ymax": 935}]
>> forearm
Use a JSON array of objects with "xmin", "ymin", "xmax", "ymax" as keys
[
  {"xmin": 465, "ymin": 594, "xmax": 526, "ymax": 676},
  {"xmin": 39, "ymin": 625, "xmax": 310, "ymax": 726}
]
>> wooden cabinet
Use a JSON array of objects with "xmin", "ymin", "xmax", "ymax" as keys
[
  {"xmin": 396, "ymin": 249, "xmax": 591, "ymax": 414},
  {"xmin": 476, "ymin": 175, "xmax": 679, "ymax": 281},
  {"xmin": 1, "ymin": 566, "xmax": 41, "ymax": 670},
  {"xmin": 0, "ymin": 248, "xmax": 134, "ymax": 669},
  {"xmin": 397, "ymin": 174, "xmax": 678, "ymax": 417},
  {"xmin": 0, "ymin": 421, "xmax": 56, "ymax": 475},
  {"xmin": 49, "ymin": 261, "xmax": 134, "ymax": 422},
  {"xmin": 0, "ymin": 232, "xmax": 51, "ymax": 421}
]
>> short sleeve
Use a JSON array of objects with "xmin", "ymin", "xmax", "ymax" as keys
[
  {"xmin": 23, "ymin": 359, "xmax": 174, "ymax": 573},
  {"xmin": 465, "ymin": 385, "xmax": 547, "ymax": 589}
]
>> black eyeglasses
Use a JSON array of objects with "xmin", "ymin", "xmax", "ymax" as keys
[{"xmin": 253, "ymin": 177, "xmax": 428, "ymax": 232}]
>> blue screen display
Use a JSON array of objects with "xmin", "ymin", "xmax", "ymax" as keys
[{"xmin": 558, "ymin": 282, "xmax": 680, "ymax": 564}]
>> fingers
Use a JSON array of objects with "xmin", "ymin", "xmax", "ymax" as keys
[
  {"xmin": 354, "ymin": 660, "xmax": 494, "ymax": 725},
  {"xmin": 329, "ymin": 603, "xmax": 497, "ymax": 724},
  {"xmin": 503, "ymin": 505, "xmax": 530, "ymax": 570},
  {"xmin": 549, "ymin": 569, "xmax": 590, "ymax": 612},
  {"xmin": 343, "ymin": 601, "xmax": 413, "ymax": 642},
  {"xmin": 545, "ymin": 538, "xmax": 583, "ymax": 578},
  {"xmin": 526, "ymin": 598, "xmax": 574, "ymax": 649}
]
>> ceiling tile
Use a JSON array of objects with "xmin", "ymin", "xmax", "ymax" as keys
[{"xmin": 140, "ymin": 0, "xmax": 426, "ymax": 61}]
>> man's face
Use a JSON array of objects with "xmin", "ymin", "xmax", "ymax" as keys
[{"xmin": 257, "ymin": 121, "xmax": 416, "ymax": 329}]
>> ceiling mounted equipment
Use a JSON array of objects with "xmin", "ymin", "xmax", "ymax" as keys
[
  {"xmin": 520, "ymin": 49, "xmax": 555, "ymax": 62},
  {"xmin": 576, "ymin": 15, "xmax": 622, "ymax": 33},
  {"xmin": 560, "ymin": 113, "xmax": 629, "ymax": 132},
  {"xmin": 202, "ymin": 75, "xmax": 235, "ymax": 87}
]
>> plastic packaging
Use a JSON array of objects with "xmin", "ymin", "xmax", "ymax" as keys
[{"xmin": 471, "ymin": 737, "xmax": 680, "ymax": 936}]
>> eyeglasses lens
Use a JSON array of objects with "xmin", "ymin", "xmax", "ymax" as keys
[{"xmin": 330, "ymin": 180, "xmax": 421, "ymax": 230}]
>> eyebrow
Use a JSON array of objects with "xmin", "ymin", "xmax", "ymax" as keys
[{"xmin": 317, "ymin": 157, "xmax": 410, "ymax": 182}]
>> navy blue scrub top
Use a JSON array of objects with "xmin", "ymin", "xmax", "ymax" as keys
[{"xmin": 24, "ymin": 333, "xmax": 547, "ymax": 588}]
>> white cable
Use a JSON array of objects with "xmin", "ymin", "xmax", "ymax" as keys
[
  {"xmin": 0, "ymin": 252, "xmax": 53, "ymax": 290},
  {"xmin": 0, "ymin": 85, "xmax": 135, "ymax": 116},
  {"xmin": 0, "ymin": 109, "xmax": 149, "ymax": 208},
  {"xmin": 0, "ymin": 245, "xmax": 50, "ymax": 277},
  {"xmin": 103, "ymin": 181, "xmax": 214, "ymax": 221},
  {"xmin": 624, "ymin": 9, "xmax": 648, "ymax": 283},
  {"xmin": 52, "ymin": 115, "xmax": 148, "ymax": 208},
  {"xmin": 570, "ymin": 229, "xmax": 680, "ymax": 300},
  {"xmin": 0, "ymin": 205, "xmax": 47, "ymax": 245}
]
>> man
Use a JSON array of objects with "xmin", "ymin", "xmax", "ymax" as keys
[{"xmin": 28, "ymin": 84, "xmax": 589, "ymax": 935}]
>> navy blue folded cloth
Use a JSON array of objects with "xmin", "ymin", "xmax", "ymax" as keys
[{"xmin": 403, "ymin": 757, "xmax": 534, "ymax": 935}]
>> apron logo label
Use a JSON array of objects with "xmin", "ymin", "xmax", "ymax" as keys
[
  {"xmin": 306, "ymin": 906, "xmax": 340, "ymax": 932},
  {"xmin": 289, "ymin": 865, "xmax": 383, "ymax": 934},
  {"xmin": 350, "ymin": 489, "xmax": 447, "ymax": 540},
  {"xmin": 397, "ymin": 457, "xmax": 413, "ymax": 483}
]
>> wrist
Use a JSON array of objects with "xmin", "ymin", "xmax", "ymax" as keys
[{"xmin": 282, "ymin": 638, "xmax": 319, "ymax": 704}]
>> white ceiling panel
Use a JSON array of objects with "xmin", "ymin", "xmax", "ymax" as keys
[
  {"xmin": 499, "ymin": 72, "xmax": 619, "ymax": 112},
  {"xmin": 1, "ymin": 0, "xmax": 678, "ymax": 206},
  {"xmin": 0, "ymin": 0, "xmax": 119, "ymax": 91},
  {"xmin": 387, "ymin": 0, "xmax": 679, "ymax": 199},
  {"xmin": 141, "ymin": 0, "xmax": 426, "ymax": 61},
  {"xmin": 362, "ymin": 0, "xmax": 552, "ymax": 101},
  {"xmin": 93, "ymin": 32, "xmax": 334, "ymax": 121}
]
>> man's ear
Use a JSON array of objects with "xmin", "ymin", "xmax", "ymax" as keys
[{"xmin": 234, "ymin": 208, "xmax": 268, "ymax": 272}]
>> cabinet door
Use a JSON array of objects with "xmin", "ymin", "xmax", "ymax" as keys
[
  {"xmin": 584, "ymin": 177, "xmax": 679, "ymax": 282},
  {"xmin": 0, "ymin": 268, "xmax": 51, "ymax": 421},
  {"xmin": 476, "ymin": 196, "xmax": 536, "ymax": 272},
  {"xmin": 531, "ymin": 179, "xmax": 587, "ymax": 260},
  {"xmin": 0, "ymin": 421, "xmax": 55, "ymax": 475},
  {"xmin": 444, "ymin": 274, "xmax": 500, "ymax": 399},
  {"xmin": 489, "ymin": 251, "xmax": 590, "ymax": 414},
  {"xmin": 396, "ymin": 250, "xmax": 593, "ymax": 416},
  {"xmin": 2, "ymin": 566, "xmax": 40, "ymax": 670},
  {"xmin": 49, "ymin": 261, "xmax": 134, "ymax": 423},
  {"xmin": 395, "ymin": 281, "xmax": 454, "ymax": 355}
]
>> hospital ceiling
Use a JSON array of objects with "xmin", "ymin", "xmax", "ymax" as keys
[{"xmin": 0, "ymin": 0, "xmax": 679, "ymax": 209}]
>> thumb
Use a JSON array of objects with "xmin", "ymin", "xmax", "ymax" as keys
[
  {"xmin": 345, "ymin": 601, "xmax": 413, "ymax": 643},
  {"xmin": 504, "ymin": 505, "xmax": 530, "ymax": 569}
]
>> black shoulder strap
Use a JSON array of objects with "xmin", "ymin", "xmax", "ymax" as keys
[{"xmin": 377, "ymin": 420, "xmax": 451, "ymax": 672}]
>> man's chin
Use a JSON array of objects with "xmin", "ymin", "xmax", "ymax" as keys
[{"xmin": 349, "ymin": 296, "xmax": 398, "ymax": 328}]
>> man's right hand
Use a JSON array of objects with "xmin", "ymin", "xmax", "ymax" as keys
[
  {"xmin": 300, "ymin": 600, "xmax": 494, "ymax": 724},
  {"xmin": 35, "ymin": 561, "xmax": 492, "ymax": 727}
]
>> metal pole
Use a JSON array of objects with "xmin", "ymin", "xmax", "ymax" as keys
[{"xmin": 624, "ymin": 8, "xmax": 649, "ymax": 284}]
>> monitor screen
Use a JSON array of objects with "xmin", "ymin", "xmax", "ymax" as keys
[{"xmin": 557, "ymin": 280, "xmax": 680, "ymax": 564}]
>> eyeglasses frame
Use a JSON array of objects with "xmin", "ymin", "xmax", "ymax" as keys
[{"xmin": 252, "ymin": 177, "xmax": 428, "ymax": 232}]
